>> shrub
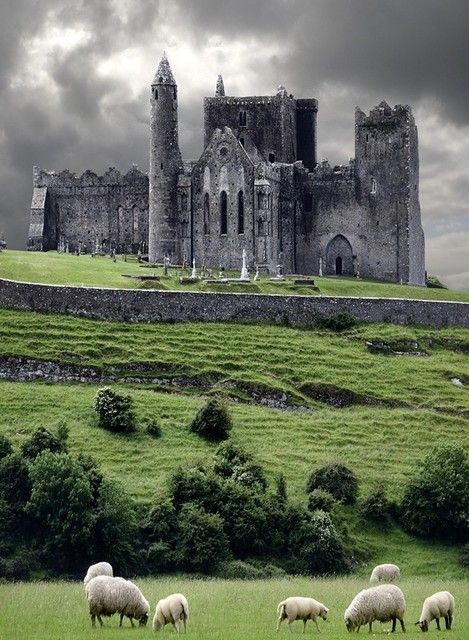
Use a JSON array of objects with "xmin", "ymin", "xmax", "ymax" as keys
[
  {"xmin": 308, "ymin": 488, "xmax": 337, "ymax": 512},
  {"xmin": 146, "ymin": 541, "xmax": 175, "ymax": 573},
  {"xmin": 359, "ymin": 485, "xmax": 393, "ymax": 525},
  {"xmin": 144, "ymin": 498, "xmax": 179, "ymax": 545},
  {"xmin": 0, "ymin": 453, "xmax": 31, "ymax": 509},
  {"xmin": 145, "ymin": 419, "xmax": 162, "ymax": 438},
  {"xmin": 94, "ymin": 387, "xmax": 136, "ymax": 433},
  {"xmin": 168, "ymin": 464, "xmax": 224, "ymax": 511},
  {"xmin": 317, "ymin": 312, "xmax": 357, "ymax": 332},
  {"xmin": 216, "ymin": 559, "xmax": 263, "ymax": 579},
  {"xmin": 291, "ymin": 510, "xmax": 348, "ymax": 574},
  {"xmin": 176, "ymin": 503, "xmax": 230, "ymax": 572},
  {"xmin": 0, "ymin": 434, "xmax": 13, "ymax": 460},
  {"xmin": 21, "ymin": 426, "xmax": 67, "ymax": 460},
  {"xmin": 306, "ymin": 463, "xmax": 359, "ymax": 505},
  {"xmin": 400, "ymin": 446, "xmax": 469, "ymax": 541},
  {"xmin": 189, "ymin": 397, "xmax": 232, "ymax": 441},
  {"xmin": 213, "ymin": 442, "xmax": 267, "ymax": 490}
]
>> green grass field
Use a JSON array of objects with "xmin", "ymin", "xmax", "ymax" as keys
[
  {"xmin": 0, "ymin": 307, "xmax": 467, "ymax": 578},
  {"xmin": 2, "ymin": 249, "xmax": 469, "ymax": 301},
  {"xmin": 0, "ymin": 577, "xmax": 467, "ymax": 639}
]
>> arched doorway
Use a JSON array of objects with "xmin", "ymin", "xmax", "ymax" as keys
[{"xmin": 326, "ymin": 235, "xmax": 354, "ymax": 276}]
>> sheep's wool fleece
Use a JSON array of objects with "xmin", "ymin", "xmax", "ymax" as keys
[{"xmin": 345, "ymin": 585, "xmax": 405, "ymax": 626}]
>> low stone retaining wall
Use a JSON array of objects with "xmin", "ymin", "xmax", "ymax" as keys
[{"xmin": 0, "ymin": 277, "xmax": 468, "ymax": 327}]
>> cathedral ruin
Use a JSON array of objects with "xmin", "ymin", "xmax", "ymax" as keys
[{"xmin": 28, "ymin": 53, "xmax": 425, "ymax": 284}]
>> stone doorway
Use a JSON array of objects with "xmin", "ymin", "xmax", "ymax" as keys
[{"xmin": 326, "ymin": 235, "xmax": 354, "ymax": 276}]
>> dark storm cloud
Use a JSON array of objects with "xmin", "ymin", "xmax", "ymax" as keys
[{"xmin": 0, "ymin": 0, "xmax": 468, "ymax": 287}]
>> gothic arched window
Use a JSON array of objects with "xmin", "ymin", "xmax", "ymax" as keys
[
  {"xmin": 239, "ymin": 111, "xmax": 247, "ymax": 127},
  {"xmin": 204, "ymin": 193, "xmax": 210, "ymax": 235},
  {"xmin": 238, "ymin": 191, "xmax": 244, "ymax": 234},
  {"xmin": 220, "ymin": 191, "xmax": 228, "ymax": 235}
]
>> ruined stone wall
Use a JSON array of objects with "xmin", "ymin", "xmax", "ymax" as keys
[
  {"xmin": 192, "ymin": 128, "xmax": 256, "ymax": 269},
  {"xmin": 1, "ymin": 277, "xmax": 467, "ymax": 328},
  {"xmin": 29, "ymin": 166, "xmax": 149, "ymax": 254},
  {"xmin": 204, "ymin": 94, "xmax": 298, "ymax": 164}
]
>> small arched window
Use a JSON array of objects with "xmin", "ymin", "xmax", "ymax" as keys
[
  {"xmin": 239, "ymin": 111, "xmax": 247, "ymax": 127},
  {"xmin": 268, "ymin": 152, "xmax": 276, "ymax": 163},
  {"xmin": 220, "ymin": 191, "xmax": 228, "ymax": 235},
  {"xmin": 204, "ymin": 193, "xmax": 210, "ymax": 235},
  {"xmin": 153, "ymin": 87, "xmax": 158, "ymax": 100},
  {"xmin": 238, "ymin": 191, "xmax": 244, "ymax": 234}
]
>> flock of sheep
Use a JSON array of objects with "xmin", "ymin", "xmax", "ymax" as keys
[{"xmin": 83, "ymin": 561, "xmax": 455, "ymax": 633}]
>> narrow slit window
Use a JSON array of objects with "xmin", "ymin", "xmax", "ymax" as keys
[
  {"xmin": 239, "ymin": 111, "xmax": 247, "ymax": 127},
  {"xmin": 204, "ymin": 193, "xmax": 210, "ymax": 235},
  {"xmin": 238, "ymin": 191, "xmax": 244, "ymax": 234},
  {"xmin": 220, "ymin": 191, "xmax": 228, "ymax": 235}
]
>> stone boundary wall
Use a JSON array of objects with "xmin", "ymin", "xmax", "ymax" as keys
[{"xmin": 0, "ymin": 277, "xmax": 468, "ymax": 327}]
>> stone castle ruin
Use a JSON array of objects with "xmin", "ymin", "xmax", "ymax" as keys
[{"xmin": 28, "ymin": 53, "xmax": 425, "ymax": 284}]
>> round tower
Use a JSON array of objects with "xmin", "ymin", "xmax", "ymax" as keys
[{"xmin": 149, "ymin": 52, "xmax": 183, "ymax": 264}]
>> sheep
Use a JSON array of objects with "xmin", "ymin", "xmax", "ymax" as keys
[
  {"xmin": 152, "ymin": 593, "xmax": 189, "ymax": 633},
  {"xmin": 344, "ymin": 584, "xmax": 406, "ymax": 633},
  {"xmin": 416, "ymin": 591, "xmax": 455, "ymax": 632},
  {"xmin": 370, "ymin": 563, "xmax": 400, "ymax": 583},
  {"xmin": 85, "ymin": 575, "xmax": 149, "ymax": 628},
  {"xmin": 276, "ymin": 597, "xmax": 329, "ymax": 633},
  {"xmin": 83, "ymin": 561, "xmax": 113, "ymax": 585}
]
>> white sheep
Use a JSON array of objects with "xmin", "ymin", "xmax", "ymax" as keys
[
  {"xmin": 344, "ymin": 584, "xmax": 406, "ymax": 633},
  {"xmin": 277, "ymin": 597, "xmax": 329, "ymax": 633},
  {"xmin": 369, "ymin": 563, "xmax": 400, "ymax": 583},
  {"xmin": 85, "ymin": 575, "xmax": 149, "ymax": 627},
  {"xmin": 416, "ymin": 591, "xmax": 455, "ymax": 632},
  {"xmin": 83, "ymin": 561, "xmax": 113, "ymax": 585},
  {"xmin": 152, "ymin": 593, "xmax": 189, "ymax": 633}
]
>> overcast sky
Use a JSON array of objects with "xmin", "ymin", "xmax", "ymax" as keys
[{"xmin": 0, "ymin": 0, "xmax": 468, "ymax": 289}]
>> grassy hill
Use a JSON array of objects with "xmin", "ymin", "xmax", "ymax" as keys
[
  {"xmin": 2, "ymin": 249, "xmax": 469, "ymax": 301},
  {"xmin": 0, "ymin": 306, "xmax": 467, "ymax": 577}
]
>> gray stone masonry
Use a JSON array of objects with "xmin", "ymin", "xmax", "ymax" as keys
[{"xmin": 0, "ymin": 278, "xmax": 467, "ymax": 328}]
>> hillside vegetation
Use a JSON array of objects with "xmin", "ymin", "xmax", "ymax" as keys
[
  {"xmin": 2, "ymin": 249, "xmax": 469, "ymax": 300},
  {"xmin": 0, "ymin": 307, "xmax": 467, "ymax": 577}
]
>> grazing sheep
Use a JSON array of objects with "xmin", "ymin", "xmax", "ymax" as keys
[
  {"xmin": 344, "ymin": 584, "xmax": 406, "ymax": 633},
  {"xmin": 277, "ymin": 597, "xmax": 329, "ymax": 633},
  {"xmin": 152, "ymin": 593, "xmax": 189, "ymax": 633},
  {"xmin": 416, "ymin": 591, "xmax": 455, "ymax": 632},
  {"xmin": 83, "ymin": 561, "xmax": 113, "ymax": 585},
  {"xmin": 370, "ymin": 563, "xmax": 400, "ymax": 583},
  {"xmin": 85, "ymin": 575, "xmax": 149, "ymax": 628}
]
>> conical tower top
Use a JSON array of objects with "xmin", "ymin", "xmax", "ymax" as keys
[
  {"xmin": 215, "ymin": 74, "xmax": 225, "ymax": 97},
  {"xmin": 152, "ymin": 51, "xmax": 176, "ymax": 85}
]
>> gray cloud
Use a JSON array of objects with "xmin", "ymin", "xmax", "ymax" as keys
[{"xmin": 0, "ymin": 0, "xmax": 468, "ymax": 289}]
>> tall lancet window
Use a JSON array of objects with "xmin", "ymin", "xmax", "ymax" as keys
[
  {"xmin": 220, "ymin": 191, "xmax": 228, "ymax": 235},
  {"xmin": 238, "ymin": 191, "xmax": 244, "ymax": 234},
  {"xmin": 204, "ymin": 193, "xmax": 210, "ymax": 235}
]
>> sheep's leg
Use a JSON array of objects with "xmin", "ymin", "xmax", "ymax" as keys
[
  {"xmin": 391, "ymin": 617, "xmax": 396, "ymax": 633},
  {"xmin": 303, "ymin": 619, "xmax": 307, "ymax": 633},
  {"xmin": 182, "ymin": 616, "xmax": 187, "ymax": 633},
  {"xmin": 369, "ymin": 621, "xmax": 373, "ymax": 633},
  {"xmin": 130, "ymin": 617, "xmax": 135, "ymax": 628},
  {"xmin": 446, "ymin": 613, "xmax": 453, "ymax": 630},
  {"xmin": 97, "ymin": 615, "xmax": 104, "ymax": 627},
  {"xmin": 288, "ymin": 620, "xmax": 293, "ymax": 633},
  {"xmin": 175, "ymin": 619, "xmax": 181, "ymax": 633},
  {"xmin": 276, "ymin": 615, "xmax": 284, "ymax": 632},
  {"xmin": 314, "ymin": 618, "xmax": 320, "ymax": 633},
  {"xmin": 119, "ymin": 613, "xmax": 124, "ymax": 627},
  {"xmin": 90, "ymin": 614, "xmax": 96, "ymax": 628},
  {"xmin": 399, "ymin": 618, "xmax": 406, "ymax": 633},
  {"xmin": 435, "ymin": 618, "xmax": 441, "ymax": 631}
]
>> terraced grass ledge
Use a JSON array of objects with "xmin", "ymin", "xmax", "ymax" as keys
[{"xmin": 1, "ymin": 277, "xmax": 468, "ymax": 327}]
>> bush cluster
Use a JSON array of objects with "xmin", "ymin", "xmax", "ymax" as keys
[
  {"xmin": 94, "ymin": 387, "xmax": 136, "ymax": 433},
  {"xmin": 307, "ymin": 463, "xmax": 359, "ymax": 505},
  {"xmin": 0, "ymin": 427, "xmax": 137, "ymax": 579},
  {"xmin": 189, "ymin": 397, "xmax": 232, "ymax": 441}
]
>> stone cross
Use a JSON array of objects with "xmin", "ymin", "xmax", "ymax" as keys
[
  {"xmin": 240, "ymin": 249, "xmax": 250, "ymax": 281},
  {"xmin": 191, "ymin": 258, "xmax": 197, "ymax": 278},
  {"xmin": 319, "ymin": 256, "xmax": 323, "ymax": 277},
  {"xmin": 253, "ymin": 264, "xmax": 260, "ymax": 281}
]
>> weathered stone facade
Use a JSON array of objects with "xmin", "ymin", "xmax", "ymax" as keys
[{"xmin": 28, "ymin": 54, "xmax": 425, "ymax": 284}]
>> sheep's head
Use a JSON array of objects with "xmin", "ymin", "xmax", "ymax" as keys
[
  {"xmin": 345, "ymin": 617, "xmax": 354, "ymax": 632},
  {"xmin": 320, "ymin": 607, "xmax": 329, "ymax": 621},
  {"xmin": 415, "ymin": 620, "xmax": 428, "ymax": 632},
  {"xmin": 139, "ymin": 613, "xmax": 149, "ymax": 627}
]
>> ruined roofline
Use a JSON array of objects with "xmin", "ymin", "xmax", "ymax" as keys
[
  {"xmin": 33, "ymin": 165, "xmax": 148, "ymax": 187},
  {"xmin": 355, "ymin": 102, "xmax": 414, "ymax": 126},
  {"xmin": 204, "ymin": 95, "xmax": 318, "ymax": 108}
]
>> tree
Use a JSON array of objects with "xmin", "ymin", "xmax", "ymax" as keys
[
  {"xmin": 400, "ymin": 446, "xmax": 469, "ymax": 541},
  {"xmin": 21, "ymin": 426, "xmax": 67, "ymax": 460},
  {"xmin": 306, "ymin": 463, "xmax": 359, "ymax": 505},
  {"xmin": 94, "ymin": 387, "xmax": 136, "ymax": 433},
  {"xmin": 291, "ymin": 510, "xmax": 348, "ymax": 574},
  {"xmin": 189, "ymin": 397, "xmax": 232, "ymax": 441},
  {"xmin": 176, "ymin": 504, "xmax": 230, "ymax": 572},
  {"xmin": 213, "ymin": 442, "xmax": 267, "ymax": 490},
  {"xmin": 26, "ymin": 451, "xmax": 95, "ymax": 571}
]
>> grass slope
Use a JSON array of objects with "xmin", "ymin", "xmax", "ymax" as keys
[
  {"xmin": 0, "ymin": 309, "xmax": 467, "ymax": 577},
  {"xmin": 0, "ymin": 577, "xmax": 467, "ymax": 640},
  {"xmin": 2, "ymin": 249, "xmax": 469, "ymax": 300}
]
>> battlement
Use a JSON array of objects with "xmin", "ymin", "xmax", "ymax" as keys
[
  {"xmin": 311, "ymin": 158, "xmax": 356, "ymax": 181},
  {"xmin": 33, "ymin": 165, "xmax": 148, "ymax": 189},
  {"xmin": 355, "ymin": 102, "xmax": 414, "ymax": 128},
  {"xmin": 296, "ymin": 98, "xmax": 319, "ymax": 111}
]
